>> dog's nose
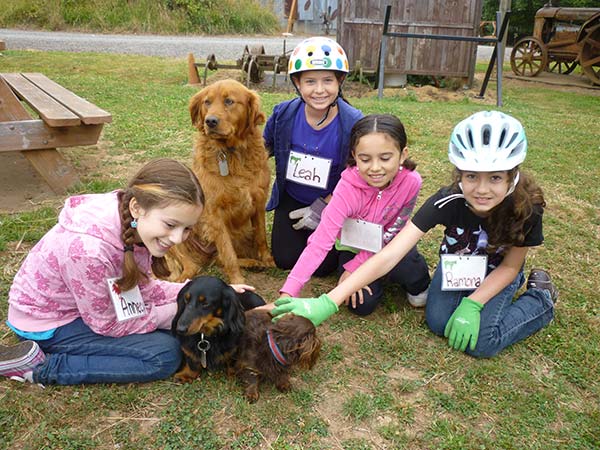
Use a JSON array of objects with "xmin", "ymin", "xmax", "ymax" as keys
[
  {"xmin": 176, "ymin": 323, "xmax": 188, "ymax": 334},
  {"xmin": 205, "ymin": 116, "xmax": 219, "ymax": 128}
]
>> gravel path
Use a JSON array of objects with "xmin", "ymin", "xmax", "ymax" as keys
[{"xmin": 0, "ymin": 28, "xmax": 510, "ymax": 61}]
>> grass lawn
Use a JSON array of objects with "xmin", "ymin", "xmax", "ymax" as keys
[{"xmin": 0, "ymin": 50, "xmax": 599, "ymax": 449}]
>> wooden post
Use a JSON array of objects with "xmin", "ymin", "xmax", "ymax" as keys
[
  {"xmin": 187, "ymin": 53, "xmax": 201, "ymax": 85},
  {"xmin": 499, "ymin": 0, "xmax": 512, "ymax": 64},
  {"xmin": 286, "ymin": 0, "xmax": 298, "ymax": 34},
  {"xmin": 0, "ymin": 40, "xmax": 6, "ymax": 51}
]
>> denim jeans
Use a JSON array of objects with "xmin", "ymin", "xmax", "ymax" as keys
[
  {"xmin": 425, "ymin": 263, "xmax": 554, "ymax": 358},
  {"xmin": 29, "ymin": 318, "xmax": 181, "ymax": 385},
  {"xmin": 338, "ymin": 246, "xmax": 431, "ymax": 316}
]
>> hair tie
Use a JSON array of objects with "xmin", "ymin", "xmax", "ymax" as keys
[{"xmin": 123, "ymin": 245, "xmax": 134, "ymax": 252}]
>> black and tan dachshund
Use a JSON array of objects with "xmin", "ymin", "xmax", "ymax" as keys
[{"xmin": 172, "ymin": 275, "xmax": 265, "ymax": 383}]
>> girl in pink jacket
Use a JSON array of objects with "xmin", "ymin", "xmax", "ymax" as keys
[
  {"xmin": 280, "ymin": 114, "xmax": 430, "ymax": 315},
  {"xmin": 1, "ymin": 159, "xmax": 251, "ymax": 385}
]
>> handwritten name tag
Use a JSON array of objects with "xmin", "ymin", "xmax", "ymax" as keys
[
  {"xmin": 340, "ymin": 219, "xmax": 383, "ymax": 253},
  {"xmin": 440, "ymin": 254, "xmax": 487, "ymax": 291},
  {"xmin": 107, "ymin": 277, "xmax": 147, "ymax": 321},
  {"xmin": 286, "ymin": 150, "xmax": 331, "ymax": 189}
]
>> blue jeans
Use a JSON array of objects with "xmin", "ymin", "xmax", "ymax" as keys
[
  {"xmin": 28, "ymin": 318, "xmax": 181, "ymax": 385},
  {"xmin": 425, "ymin": 263, "xmax": 554, "ymax": 358}
]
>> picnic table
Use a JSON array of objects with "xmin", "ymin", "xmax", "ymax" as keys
[{"xmin": 0, "ymin": 73, "xmax": 111, "ymax": 194}]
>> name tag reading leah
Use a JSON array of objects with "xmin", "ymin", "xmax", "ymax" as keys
[
  {"xmin": 440, "ymin": 254, "xmax": 488, "ymax": 291},
  {"xmin": 107, "ymin": 277, "xmax": 147, "ymax": 321},
  {"xmin": 286, "ymin": 150, "xmax": 332, "ymax": 189},
  {"xmin": 340, "ymin": 219, "xmax": 383, "ymax": 253}
]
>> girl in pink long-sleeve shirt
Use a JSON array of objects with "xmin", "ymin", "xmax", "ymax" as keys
[
  {"xmin": 1, "ymin": 159, "xmax": 251, "ymax": 385},
  {"xmin": 279, "ymin": 114, "xmax": 431, "ymax": 316}
]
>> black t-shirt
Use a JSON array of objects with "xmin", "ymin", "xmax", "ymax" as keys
[{"xmin": 412, "ymin": 187, "xmax": 544, "ymax": 270}]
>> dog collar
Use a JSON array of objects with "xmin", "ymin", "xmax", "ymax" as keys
[{"xmin": 266, "ymin": 329, "xmax": 288, "ymax": 366}]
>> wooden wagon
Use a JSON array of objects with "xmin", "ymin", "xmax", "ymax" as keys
[{"xmin": 510, "ymin": 6, "xmax": 600, "ymax": 85}]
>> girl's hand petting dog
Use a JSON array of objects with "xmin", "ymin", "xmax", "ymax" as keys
[{"xmin": 230, "ymin": 284, "xmax": 256, "ymax": 294}]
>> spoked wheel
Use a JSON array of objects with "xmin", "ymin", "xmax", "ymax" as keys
[
  {"xmin": 547, "ymin": 59, "xmax": 578, "ymax": 75},
  {"xmin": 510, "ymin": 37, "xmax": 548, "ymax": 77},
  {"xmin": 579, "ymin": 22, "xmax": 600, "ymax": 85}
]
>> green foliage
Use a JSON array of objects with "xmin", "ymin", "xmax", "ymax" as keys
[{"xmin": 0, "ymin": 0, "xmax": 279, "ymax": 34}]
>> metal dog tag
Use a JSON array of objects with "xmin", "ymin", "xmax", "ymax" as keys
[
  {"xmin": 197, "ymin": 334, "xmax": 211, "ymax": 368},
  {"xmin": 217, "ymin": 151, "xmax": 229, "ymax": 177}
]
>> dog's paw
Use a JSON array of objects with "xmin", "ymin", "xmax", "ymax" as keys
[
  {"xmin": 275, "ymin": 380, "xmax": 292, "ymax": 393},
  {"xmin": 244, "ymin": 386, "xmax": 260, "ymax": 403},
  {"xmin": 173, "ymin": 368, "xmax": 200, "ymax": 384}
]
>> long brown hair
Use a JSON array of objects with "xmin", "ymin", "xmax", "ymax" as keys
[
  {"xmin": 347, "ymin": 114, "xmax": 416, "ymax": 170},
  {"xmin": 117, "ymin": 158, "xmax": 204, "ymax": 290},
  {"xmin": 451, "ymin": 167, "xmax": 546, "ymax": 252}
]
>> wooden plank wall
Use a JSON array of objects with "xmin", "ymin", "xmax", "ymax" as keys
[{"xmin": 338, "ymin": 0, "xmax": 483, "ymax": 79}]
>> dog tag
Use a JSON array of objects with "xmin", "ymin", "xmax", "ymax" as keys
[
  {"xmin": 217, "ymin": 151, "xmax": 229, "ymax": 177},
  {"xmin": 197, "ymin": 334, "xmax": 211, "ymax": 368}
]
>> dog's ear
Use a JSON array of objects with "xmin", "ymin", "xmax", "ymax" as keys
[
  {"xmin": 221, "ymin": 285, "xmax": 246, "ymax": 335},
  {"xmin": 237, "ymin": 291, "xmax": 266, "ymax": 311},
  {"xmin": 172, "ymin": 280, "xmax": 192, "ymax": 335},
  {"xmin": 189, "ymin": 89, "xmax": 206, "ymax": 129},
  {"xmin": 246, "ymin": 89, "xmax": 266, "ymax": 133}
]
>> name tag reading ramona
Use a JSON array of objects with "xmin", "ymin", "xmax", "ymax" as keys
[
  {"xmin": 286, "ymin": 150, "xmax": 331, "ymax": 189},
  {"xmin": 440, "ymin": 254, "xmax": 488, "ymax": 291},
  {"xmin": 107, "ymin": 277, "xmax": 147, "ymax": 321}
]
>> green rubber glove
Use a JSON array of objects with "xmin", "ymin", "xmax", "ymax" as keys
[
  {"xmin": 444, "ymin": 297, "xmax": 484, "ymax": 352},
  {"xmin": 271, "ymin": 294, "xmax": 339, "ymax": 327}
]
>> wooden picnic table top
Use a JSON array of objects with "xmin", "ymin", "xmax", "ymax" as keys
[
  {"xmin": 0, "ymin": 72, "xmax": 112, "ymax": 194},
  {"xmin": 0, "ymin": 72, "xmax": 112, "ymax": 127}
]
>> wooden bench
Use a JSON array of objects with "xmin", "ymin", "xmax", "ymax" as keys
[{"xmin": 0, "ymin": 73, "xmax": 112, "ymax": 194}]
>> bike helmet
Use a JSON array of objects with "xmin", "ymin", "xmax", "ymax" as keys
[
  {"xmin": 448, "ymin": 111, "xmax": 527, "ymax": 171},
  {"xmin": 288, "ymin": 37, "xmax": 349, "ymax": 77}
]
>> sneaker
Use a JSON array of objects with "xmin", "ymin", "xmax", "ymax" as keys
[
  {"xmin": 0, "ymin": 340, "xmax": 46, "ymax": 383},
  {"xmin": 406, "ymin": 287, "xmax": 429, "ymax": 308},
  {"xmin": 527, "ymin": 269, "xmax": 559, "ymax": 304}
]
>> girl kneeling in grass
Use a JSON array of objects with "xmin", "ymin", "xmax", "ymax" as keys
[{"xmin": 271, "ymin": 111, "xmax": 557, "ymax": 358}]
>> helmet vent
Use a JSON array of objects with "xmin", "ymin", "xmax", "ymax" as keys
[
  {"xmin": 482, "ymin": 125, "xmax": 491, "ymax": 146},
  {"xmin": 467, "ymin": 129, "xmax": 474, "ymax": 149},
  {"xmin": 498, "ymin": 129, "xmax": 507, "ymax": 148},
  {"xmin": 456, "ymin": 134, "xmax": 465, "ymax": 149},
  {"xmin": 506, "ymin": 132, "xmax": 518, "ymax": 148},
  {"xmin": 508, "ymin": 142, "xmax": 523, "ymax": 158}
]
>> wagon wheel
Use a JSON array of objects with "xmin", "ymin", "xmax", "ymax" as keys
[
  {"xmin": 246, "ymin": 56, "xmax": 262, "ymax": 85},
  {"xmin": 249, "ymin": 44, "xmax": 265, "ymax": 56},
  {"xmin": 578, "ymin": 22, "xmax": 600, "ymax": 85},
  {"xmin": 510, "ymin": 37, "xmax": 548, "ymax": 77},
  {"xmin": 547, "ymin": 59, "xmax": 578, "ymax": 75}
]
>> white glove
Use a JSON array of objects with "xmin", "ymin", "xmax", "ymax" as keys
[{"xmin": 289, "ymin": 197, "xmax": 327, "ymax": 231}]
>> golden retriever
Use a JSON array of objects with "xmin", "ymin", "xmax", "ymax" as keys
[{"xmin": 168, "ymin": 79, "xmax": 274, "ymax": 284}]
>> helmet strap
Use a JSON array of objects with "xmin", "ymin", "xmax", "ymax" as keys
[{"xmin": 505, "ymin": 171, "xmax": 520, "ymax": 197}]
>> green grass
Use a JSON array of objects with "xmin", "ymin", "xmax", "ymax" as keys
[
  {"xmin": 0, "ymin": 0, "xmax": 280, "ymax": 35},
  {"xmin": 1, "ymin": 49, "xmax": 599, "ymax": 449}
]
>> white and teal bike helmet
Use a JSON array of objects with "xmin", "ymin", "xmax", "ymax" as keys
[{"xmin": 448, "ymin": 110, "xmax": 527, "ymax": 172}]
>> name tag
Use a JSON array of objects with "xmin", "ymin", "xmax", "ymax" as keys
[
  {"xmin": 440, "ymin": 254, "xmax": 487, "ymax": 291},
  {"xmin": 340, "ymin": 219, "xmax": 383, "ymax": 253},
  {"xmin": 107, "ymin": 277, "xmax": 147, "ymax": 321},
  {"xmin": 286, "ymin": 150, "xmax": 331, "ymax": 189}
]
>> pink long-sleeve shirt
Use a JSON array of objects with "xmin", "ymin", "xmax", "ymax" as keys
[
  {"xmin": 8, "ymin": 191, "xmax": 184, "ymax": 337},
  {"xmin": 281, "ymin": 166, "xmax": 422, "ymax": 296}
]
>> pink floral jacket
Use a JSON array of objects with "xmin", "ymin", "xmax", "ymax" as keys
[{"xmin": 8, "ymin": 192, "xmax": 184, "ymax": 337}]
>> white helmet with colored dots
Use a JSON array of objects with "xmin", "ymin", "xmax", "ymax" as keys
[
  {"xmin": 448, "ymin": 110, "xmax": 527, "ymax": 172},
  {"xmin": 288, "ymin": 37, "xmax": 349, "ymax": 76}
]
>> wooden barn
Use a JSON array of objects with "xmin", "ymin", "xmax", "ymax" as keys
[{"xmin": 338, "ymin": 0, "xmax": 484, "ymax": 86}]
